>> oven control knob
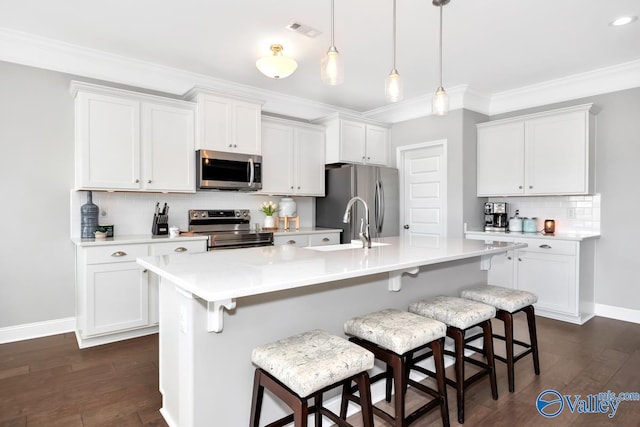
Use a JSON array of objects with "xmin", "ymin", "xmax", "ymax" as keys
[
  {"xmin": 243, "ymin": 211, "xmax": 248, "ymax": 217},
  {"xmin": 235, "ymin": 211, "xmax": 241, "ymax": 217}
]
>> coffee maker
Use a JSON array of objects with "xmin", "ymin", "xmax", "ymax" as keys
[{"xmin": 484, "ymin": 202, "xmax": 508, "ymax": 232}]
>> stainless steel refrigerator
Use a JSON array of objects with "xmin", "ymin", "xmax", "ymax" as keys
[{"xmin": 316, "ymin": 164, "xmax": 399, "ymax": 243}]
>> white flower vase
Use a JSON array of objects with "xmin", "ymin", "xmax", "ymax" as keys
[{"xmin": 264, "ymin": 215, "xmax": 275, "ymax": 229}]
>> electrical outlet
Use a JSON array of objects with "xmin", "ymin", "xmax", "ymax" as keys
[{"xmin": 567, "ymin": 207, "xmax": 576, "ymax": 219}]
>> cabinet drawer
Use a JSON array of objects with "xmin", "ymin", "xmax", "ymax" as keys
[
  {"xmin": 274, "ymin": 235, "xmax": 309, "ymax": 247},
  {"xmin": 150, "ymin": 240, "xmax": 206, "ymax": 256},
  {"xmin": 516, "ymin": 238, "xmax": 576, "ymax": 256},
  {"xmin": 84, "ymin": 244, "xmax": 149, "ymax": 264},
  {"xmin": 308, "ymin": 233, "xmax": 340, "ymax": 246}
]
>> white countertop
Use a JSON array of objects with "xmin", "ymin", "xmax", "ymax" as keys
[
  {"xmin": 71, "ymin": 234, "xmax": 208, "ymax": 247},
  {"xmin": 137, "ymin": 236, "xmax": 526, "ymax": 303},
  {"xmin": 465, "ymin": 230, "xmax": 600, "ymax": 241},
  {"xmin": 272, "ymin": 227, "xmax": 342, "ymax": 236}
]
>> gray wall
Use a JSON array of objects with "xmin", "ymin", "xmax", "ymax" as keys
[
  {"xmin": 0, "ymin": 61, "xmax": 75, "ymax": 327},
  {"xmin": 390, "ymin": 109, "xmax": 488, "ymax": 238},
  {"xmin": 489, "ymin": 88, "xmax": 640, "ymax": 311}
]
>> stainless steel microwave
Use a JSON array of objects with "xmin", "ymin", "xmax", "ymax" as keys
[{"xmin": 196, "ymin": 150, "xmax": 262, "ymax": 191}]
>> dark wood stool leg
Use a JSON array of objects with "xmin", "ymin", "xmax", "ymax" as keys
[
  {"xmin": 431, "ymin": 339, "xmax": 450, "ymax": 427},
  {"xmin": 354, "ymin": 372, "xmax": 374, "ymax": 427},
  {"xmin": 481, "ymin": 320, "xmax": 498, "ymax": 400},
  {"xmin": 293, "ymin": 399, "xmax": 308, "ymax": 427},
  {"xmin": 449, "ymin": 327, "xmax": 466, "ymax": 424},
  {"xmin": 314, "ymin": 394, "xmax": 322, "ymax": 427},
  {"xmin": 524, "ymin": 305, "xmax": 541, "ymax": 375},
  {"xmin": 249, "ymin": 369, "xmax": 265, "ymax": 427},
  {"xmin": 339, "ymin": 381, "xmax": 350, "ymax": 420},
  {"xmin": 390, "ymin": 354, "xmax": 406, "ymax": 427},
  {"xmin": 385, "ymin": 364, "xmax": 393, "ymax": 402},
  {"xmin": 497, "ymin": 309, "xmax": 516, "ymax": 392}
]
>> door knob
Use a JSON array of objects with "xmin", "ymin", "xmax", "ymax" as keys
[{"xmin": 403, "ymin": 225, "xmax": 410, "ymax": 229}]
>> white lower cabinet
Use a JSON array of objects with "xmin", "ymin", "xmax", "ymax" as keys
[
  {"xmin": 75, "ymin": 239, "xmax": 206, "ymax": 348},
  {"xmin": 466, "ymin": 233, "xmax": 595, "ymax": 324},
  {"xmin": 273, "ymin": 231, "xmax": 340, "ymax": 247}
]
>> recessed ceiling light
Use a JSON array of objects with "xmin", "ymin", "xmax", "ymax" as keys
[{"xmin": 610, "ymin": 16, "xmax": 638, "ymax": 26}]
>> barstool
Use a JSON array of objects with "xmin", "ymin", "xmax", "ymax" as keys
[
  {"xmin": 343, "ymin": 308, "xmax": 450, "ymax": 427},
  {"xmin": 460, "ymin": 285, "xmax": 540, "ymax": 392},
  {"xmin": 250, "ymin": 329, "xmax": 375, "ymax": 427},
  {"xmin": 408, "ymin": 296, "xmax": 498, "ymax": 424}
]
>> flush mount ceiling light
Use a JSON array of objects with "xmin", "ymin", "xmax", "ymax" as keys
[
  {"xmin": 609, "ymin": 16, "xmax": 638, "ymax": 26},
  {"xmin": 385, "ymin": 0, "xmax": 403, "ymax": 102},
  {"xmin": 432, "ymin": 0, "xmax": 450, "ymax": 116},
  {"xmin": 321, "ymin": 0, "xmax": 344, "ymax": 85},
  {"xmin": 256, "ymin": 44, "xmax": 298, "ymax": 79}
]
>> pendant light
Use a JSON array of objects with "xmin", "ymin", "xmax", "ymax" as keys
[
  {"xmin": 321, "ymin": 0, "xmax": 344, "ymax": 85},
  {"xmin": 432, "ymin": 0, "xmax": 450, "ymax": 116},
  {"xmin": 385, "ymin": 0, "xmax": 403, "ymax": 102},
  {"xmin": 256, "ymin": 44, "xmax": 298, "ymax": 79}
]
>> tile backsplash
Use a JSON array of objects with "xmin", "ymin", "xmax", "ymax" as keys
[
  {"xmin": 489, "ymin": 194, "xmax": 601, "ymax": 234},
  {"xmin": 70, "ymin": 191, "xmax": 314, "ymax": 238}
]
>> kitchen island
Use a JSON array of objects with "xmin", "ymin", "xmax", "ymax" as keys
[{"xmin": 137, "ymin": 236, "xmax": 526, "ymax": 427}]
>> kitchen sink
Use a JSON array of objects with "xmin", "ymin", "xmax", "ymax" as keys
[{"xmin": 304, "ymin": 240, "xmax": 390, "ymax": 252}]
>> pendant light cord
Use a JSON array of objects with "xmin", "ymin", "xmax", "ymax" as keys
[
  {"xmin": 438, "ymin": 4, "xmax": 443, "ymax": 88},
  {"xmin": 392, "ymin": 0, "xmax": 397, "ymax": 71},
  {"xmin": 331, "ymin": 0, "xmax": 335, "ymax": 48}
]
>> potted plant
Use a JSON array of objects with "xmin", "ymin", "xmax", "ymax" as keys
[{"xmin": 260, "ymin": 201, "xmax": 279, "ymax": 228}]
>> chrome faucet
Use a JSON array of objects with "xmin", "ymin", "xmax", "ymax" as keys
[{"xmin": 342, "ymin": 196, "xmax": 372, "ymax": 249}]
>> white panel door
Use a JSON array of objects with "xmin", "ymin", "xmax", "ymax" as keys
[
  {"xmin": 340, "ymin": 120, "xmax": 366, "ymax": 163},
  {"xmin": 199, "ymin": 95, "xmax": 232, "ymax": 151},
  {"xmin": 477, "ymin": 121, "xmax": 525, "ymax": 196},
  {"xmin": 233, "ymin": 100, "xmax": 262, "ymax": 155},
  {"xmin": 399, "ymin": 142, "xmax": 447, "ymax": 247},
  {"xmin": 365, "ymin": 125, "xmax": 389, "ymax": 166},
  {"xmin": 260, "ymin": 121, "xmax": 294, "ymax": 194},
  {"xmin": 295, "ymin": 127, "xmax": 325, "ymax": 196}
]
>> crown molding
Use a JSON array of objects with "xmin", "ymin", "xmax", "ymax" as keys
[
  {"xmin": 489, "ymin": 59, "xmax": 640, "ymax": 115},
  {"xmin": 1, "ymin": 27, "xmax": 639, "ymax": 123}
]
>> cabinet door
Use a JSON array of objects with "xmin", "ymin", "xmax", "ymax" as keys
[
  {"xmin": 365, "ymin": 125, "xmax": 389, "ymax": 166},
  {"xmin": 84, "ymin": 262, "xmax": 149, "ymax": 337},
  {"xmin": 197, "ymin": 95, "xmax": 233, "ymax": 151},
  {"xmin": 476, "ymin": 121, "xmax": 525, "ymax": 196},
  {"xmin": 233, "ymin": 101, "xmax": 262, "ymax": 155},
  {"xmin": 515, "ymin": 250, "xmax": 577, "ymax": 316},
  {"xmin": 487, "ymin": 250, "xmax": 515, "ymax": 288},
  {"xmin": 261, "ymin": 122, "xmax": 294, "ymax": 194},
  {"xmin": 142, "ymin": 102, "xmax": 195, "ymax": 192},
  {"xmin": 339, "ymin": 120, "xmax": 366, "ymax": 163},
  {"xmin": 76, "ymin": 92, "xmax": 141, "ymax": 190},
  {"xmin": 274, "ymin": 235, "xmax": 309, "ymax": 247},
  {"xmin": 525, "ymin": 110, "xmax": 588, "ymax": 195},
  {"xmin": 294, "ymin": 128, "xmax": 325, "ymax": 196}
]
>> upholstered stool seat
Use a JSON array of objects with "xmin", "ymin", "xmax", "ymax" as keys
[
  {"xmin": 461, "ymin": 285, "xmax": 540, "ymax": 392},
  {"xmin": 343, "ymin": 309, "xmax": 450, "ymax": 427},
  {"xmin": 409, "ymin": 296, "xmax": 498, "ymax": 424},
  {"xmin": 250, "ymin": 329, "xmax": 375, "ymax": 427}
]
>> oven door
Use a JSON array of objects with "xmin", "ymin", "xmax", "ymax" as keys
[
  {"xmin": 197, "ymin": 150, "xmax": 262, "ymax": 191},
  {"xmin": 208, "ymin": 232, "xmax": 273, "ymax": 250}
]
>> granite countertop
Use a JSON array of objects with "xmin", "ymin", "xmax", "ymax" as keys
[
  {"xmin": 465, "ymin": 229, "xmax": 600, "ymax": 241},
  {"xmin": 137, "ymin": 236, "xmax": 526, "ymax": 303}
]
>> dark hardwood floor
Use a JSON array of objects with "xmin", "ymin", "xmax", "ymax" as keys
[{"xmin": 1, "ymin": 315, "xmax": 639, "ymax": 426}]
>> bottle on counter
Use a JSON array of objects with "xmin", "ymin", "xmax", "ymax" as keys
[{"xmin": 81, "ymin": 191, "xmax": 99, "ymax": 238}]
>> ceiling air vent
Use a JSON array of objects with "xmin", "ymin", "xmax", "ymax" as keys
[{"xmin": 286, "ymin": 21, "xmax": 321, "ymax": 38}]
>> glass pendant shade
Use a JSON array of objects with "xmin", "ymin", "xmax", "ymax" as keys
[
  {"xmin": 321, "ymin": 47, "xmax": 344, "ymax": 85},
  {"xmin": 432, "ymin": 87, "xmax": 449, "ymax": 116},
  {"xmin": 256, "ymin": 44, "xmax": 298, "ymax": 79},
  {"xmin": 385, "ymin": 70, "xmax": 403, "ymax": 102}
]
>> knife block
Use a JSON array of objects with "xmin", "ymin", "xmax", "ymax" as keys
[{"xmin": 152, "ymin": 214, "xmax": 168, "ymax": 235}]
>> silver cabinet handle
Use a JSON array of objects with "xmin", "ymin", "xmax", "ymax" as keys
[
  {"xmin": 233, "ymin": 144, "xmax": 237, "ymax": 148},
  {"xmin": 529, "ymin": 185, "xmax": 533, "ymax": 189},
  {"xmin": 228, "ymin": 144, "xmax": 233, "ymax": 147},
  {"xmin": 174, "ymin": 247, "xmax": 187, "ymax": 252},
  {"xmin": 403, "ymin": 224, "xmax": 410, "ymax": 229},
  {"xmin": 518, "ymin": 257, "xmax": 523, "ymax": 261},
  {"xmin": 142, "ymin": 269, "xmax": 148, "ymax": 273},
  {"xmin": 297, "ymin": 186, "xmax": 300, "ymax": 189},
  {"xmin": 135, "ymin": 179, "xmax": 140, "ymax": 183},
  {"xmin": 287, "ymin": 240, "xmax": 296, "ymax": 245},
  {"xmin": 518, "ymin": 185, "xmax": 523, "ymax": 189},
  {"xmin": 111, "ymin": 251, "xmax": 127, "ymax": 257},
  {"xmin": 147, "ymin": 179, "xmax": 152, "ymax": 183},
  {"xmin": 291, "ymin": 186, "xmax": 294, "ymax": 189},
  {"xmin": 539, "ymin": 244, "xmax": 552, "ymax": 249},
  {"xmin": 322, "ymin": 237, "xmax": 330, "ymax": 242},
  {"xmin": 507, "ymin": 256, "xmax": 512, "ymax": 260}
]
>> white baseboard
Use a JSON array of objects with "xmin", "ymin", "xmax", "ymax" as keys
[
  {"xmin": 595, "ymin": 304, "xmax": 640, "ymax": 324},
  {"xmin": 0, "ymin": 317, "xmax": 75, "ymax": 344}
]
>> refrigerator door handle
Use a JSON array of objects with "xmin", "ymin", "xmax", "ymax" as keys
[{"xmin": 376, "ymin": 180, "xmax": 385, "ymax": 234}]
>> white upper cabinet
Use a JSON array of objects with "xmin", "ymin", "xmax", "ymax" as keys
[
  {"xmin": 316, "ymin": 114, "xmax": 391, "ymax": 166},
  {"xmin": 477, "ymin": 104, "xmax": 595, "ymax": 197},
  {"xmin": 72, "ymin": 81, "xmax": 196, "ymax": 192},
  {"xmin": 260, "ymin": 117, "xmax": 325, "ymax": 196},
  {"xmin": 185, "ymin": 88, "xmax": 263, "ymax": 155}
]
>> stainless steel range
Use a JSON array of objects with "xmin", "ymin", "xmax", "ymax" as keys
[{"xmin": 188, "ymin": 209, "xmax": 273, "ymax": 250}]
